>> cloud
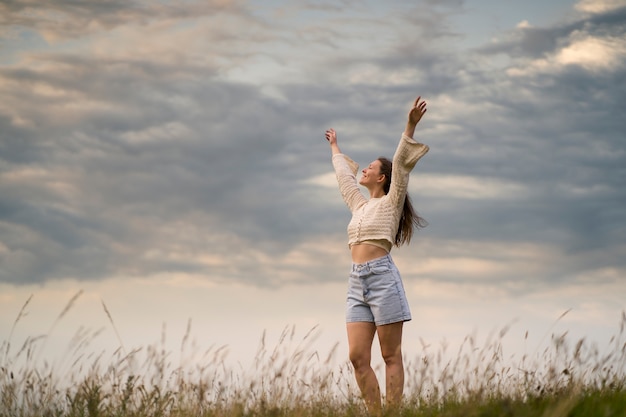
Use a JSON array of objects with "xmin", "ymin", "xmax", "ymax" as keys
[
  {"xmin": 478, "ymin": 4, "xmax": 626, "ymax": 60},
  {"xmin": 0, "ymin": 0, "xmax": 246, "ymax": 41},
  {"xmin": 575, "ymin": 0, "xmax": 626, "ymax": 14},
  {"xmin": 0, "ymin": 0, "xmax": 625, "ymax": 295},
  {"xmin": 505, "ymin": 30, "xmax": 626, "ymax": 76}
]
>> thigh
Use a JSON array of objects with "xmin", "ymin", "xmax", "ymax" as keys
[
  {"xmin": 377, "ymin": 321, "xmax": 404, "ymax": 358},
  {"xmin": 347, "ymin": 322, "xmax": 377, "ymax": 360}
]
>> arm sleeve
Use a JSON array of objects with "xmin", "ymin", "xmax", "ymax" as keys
[
  {"xmin": 332, "ymin": 153, "xmax": 367, "ymax": 212},
  {"xmin": 387, "ymin": 133, "xmax": 429, "ymax": 206}
]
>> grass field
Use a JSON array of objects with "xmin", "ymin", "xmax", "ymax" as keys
[{"xmin": 2, "ymin": 294, "xmax": 625, "ymax": 416}]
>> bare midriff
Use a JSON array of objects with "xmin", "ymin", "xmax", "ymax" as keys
[{"xmin": 350, "ymin": 243, "xmax": 389, "ymax": 264}]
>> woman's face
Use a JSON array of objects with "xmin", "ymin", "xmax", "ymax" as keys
[{"xmin": 359, "ymin": 159, "xmax": 385, "ymax": 188}]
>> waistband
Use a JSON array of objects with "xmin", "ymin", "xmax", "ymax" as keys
[{"xmin": 351, "ymin": 253, "xmax": 393, "ymax": 272}]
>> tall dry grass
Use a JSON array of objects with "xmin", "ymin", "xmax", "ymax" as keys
[{"xmin": 1, "ymin": 293, "xmax": 625, "ymax": 417}]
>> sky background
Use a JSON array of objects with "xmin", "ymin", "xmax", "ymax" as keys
[{"xmin": 1, "ymin": 0, "xmax": 625, "ymax": 383}]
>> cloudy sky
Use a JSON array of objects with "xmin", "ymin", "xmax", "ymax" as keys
[{"xmin": 1, "ymin": 0, "xmax": 625, "ymax": 377}]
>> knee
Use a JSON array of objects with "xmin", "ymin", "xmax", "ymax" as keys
[
  {"xmin": 349, "ymin": 349, "xmax": 371, "ymax": 371},
  {"xmin": 381, "ymin": 347, "xmax": 402, "ymax": 367}
]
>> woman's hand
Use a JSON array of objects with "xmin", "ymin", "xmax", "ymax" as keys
[
  {"xmin": 325, "ymin": 128, "xmax": 341, "ymax": 155},
  {"xmin": 408, "ymin": 96, "xmax": 427, "ymax": 126},
  {"xmin": 405, "ymin": 96, "xmax": 427, "ymax": 138},
  {"xmin": 325, "ymin": 128, "xmax": 337, "ymax": 145}
]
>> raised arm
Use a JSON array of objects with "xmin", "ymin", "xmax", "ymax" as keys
[
  {"xmin": 387, "ymin": 97, "xmax": 430, "ymax": 205},
  {"xmin": 325, "ymin": 128, "xmax": 367, "ymax": 212}
]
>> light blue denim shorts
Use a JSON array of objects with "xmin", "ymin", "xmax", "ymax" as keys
[{"xmin": 346, "ymin": 254, "xmax": 412, "ymax": 326}]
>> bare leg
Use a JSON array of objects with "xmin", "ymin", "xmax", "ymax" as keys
[
  {"xmin": 347, "ymin": 322, "xmax": 381, "ymax": 415},
  {"xmin": 377, "ymin": 321, "xmax": 405, "ymax": 410}
]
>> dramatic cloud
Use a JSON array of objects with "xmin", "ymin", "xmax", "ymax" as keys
[{"xmin": 1, "ymin": 0, "xmax": 624, "ymax": 298}]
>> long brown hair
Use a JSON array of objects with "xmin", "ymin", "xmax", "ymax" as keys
[{"xmin": 378, "ymin": 157, "xmax": 427, "ymax": 246}]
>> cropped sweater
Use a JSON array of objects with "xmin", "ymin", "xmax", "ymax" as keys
[{"xmin": 332, "ymin": 133, "xmax": 429, "ymax": 251}]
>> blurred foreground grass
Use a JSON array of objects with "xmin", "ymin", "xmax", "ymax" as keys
[{"xmin": 1, "ymin": 293, "xmax": 625, "ymax": 416}]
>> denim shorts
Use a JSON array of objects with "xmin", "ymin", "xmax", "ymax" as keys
[{"xmin": 346, "ymin": 254, "xmax": 412, "ymax": 326}]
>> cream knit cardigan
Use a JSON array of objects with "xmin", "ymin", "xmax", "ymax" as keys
[{"xmin": 332, "ymin": 133, "xmax": 429, "ymax": 249}]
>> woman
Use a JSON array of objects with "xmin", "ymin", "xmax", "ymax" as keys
[{"xmin": 324, "ymin": 96, "xmax": 429, "ymax": 414}]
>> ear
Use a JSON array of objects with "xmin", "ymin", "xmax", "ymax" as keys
[{"xmin": 376, "ymin": 174, "xmax": 386, "ymax": 184}]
